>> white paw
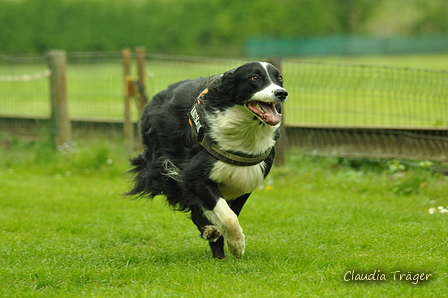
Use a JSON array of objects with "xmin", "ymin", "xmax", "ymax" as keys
[
  {"xmin": 204, "ymin": 198, "xmax": 246, "ymax": 258},
  {"xmin": 201, "ymin": 225, "xmax": 221, "ymax": 242},
  {"xmin": 225, "ymin": 230, "xmax": 245, "ymax": 259}
]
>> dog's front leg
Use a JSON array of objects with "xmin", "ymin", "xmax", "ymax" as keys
[
  {"xmin": 187, "ymin": 177, "xmax": 245, "ymax": 258},
  {"xmin": 204, "ymin": 197, "xmax": 245, "ymax": 259}
]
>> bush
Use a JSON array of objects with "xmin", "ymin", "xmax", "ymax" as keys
[{"xmin": 0, "ymin": 0, "xmax": 408, "ymax": 56}]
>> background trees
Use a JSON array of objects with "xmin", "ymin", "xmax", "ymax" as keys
[{"xmin": 0, "ymin": 0, "xmax": 446, "ymax": 56}]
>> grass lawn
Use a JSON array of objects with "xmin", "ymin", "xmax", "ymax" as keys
[
  {"xmin": 1, "ymin": 53, "xmax": 447, "ymax": 127},
  {"xmin": 1, "ymin": 137, "xmax": 447, "ymax": 297}
]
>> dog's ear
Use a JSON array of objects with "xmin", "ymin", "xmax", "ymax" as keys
[
  {"xmin": 206, "ymin": 75, "xmax": 222, "ymax": 89},
  {"xmin": 214, "ymin": 69, "xmax": 237, "ymax": 99},
  {"xmin": 220, "ymin": 68, "xmax": 237, "ymax": 84}
]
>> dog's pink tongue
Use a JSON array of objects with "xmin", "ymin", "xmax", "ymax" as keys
[{"xmin": 260, "ymin": 102, "xmax": 282, "ymax": 126}]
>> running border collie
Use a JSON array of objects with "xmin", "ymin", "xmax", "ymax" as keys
[{"xmin": 126, "ymin": 62, "xmax": 288, "ymax": 259}]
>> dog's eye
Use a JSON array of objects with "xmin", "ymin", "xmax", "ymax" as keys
[
  {"xmin": 251, "ymin": 75, "xmax": 259, "ymax": 81},
  {"xmin": 278, "ymin": 76, "xmax": 283, "ymax": 82}
]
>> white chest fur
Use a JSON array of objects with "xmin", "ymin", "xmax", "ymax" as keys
[
  {"xmin": 207, "ymin": 105, "xmax": 279, "ymax": 155},
  {"xmin": 209, "ymin": 161, "xmax": 266, "ymax": 200},
  {"xmin": 206, "ymin": 105, "xmax": 278, "ymax": 200}
]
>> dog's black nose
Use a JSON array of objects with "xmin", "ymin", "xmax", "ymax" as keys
[{"xmin": 274, "ymin": 89, "xmax": 288, "ymax": 101}]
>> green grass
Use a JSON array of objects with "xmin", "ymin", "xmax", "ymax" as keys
[
  {"xmin": 1, "ymin": 53, "xmax": 447, "ymax": 127},
  {"xmin": 1, "ymin": 137, "xmax": 447, "ymax": 297}
]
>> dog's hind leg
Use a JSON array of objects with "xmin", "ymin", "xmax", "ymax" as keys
[
  {"xmin": 191, "ymin": 207, "xmax": 225, "ymax": 258},
  {"xmin": 191, "ymin": 207, "xmax": 222, "ymax": 242},
  {"xmin": 209, "ymin": 237, "xmax": 225, "ymax": 259},
  {"xmin": 187, "ymin": 181, "xmax": 245, "ymax": 258},
  {"xmin": 229, "ymin": 193, "xmax": 250, "ymax": 217},
  {"xmin": 202, "ymin": 194, "xmax": 250, "ymax": 259},
  {"xmin": 204, "ymin": 198, "xmax": 245, "ymax": 259}
]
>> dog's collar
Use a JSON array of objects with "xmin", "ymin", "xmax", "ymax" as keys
[
  {"xmin": 188, "ymin": 89, "xmax": 271, "ymax": 167},
  {"xmin": 200, "ymin": 135, "xmax": 272, "ymax": 166},
  {"xmin": 188, "ymin": 89, "xmax": 208, "ymax": 143}
]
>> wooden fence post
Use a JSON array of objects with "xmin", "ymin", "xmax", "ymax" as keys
[
  {"xmin": 48, "ymin": 50, "xmax": 71, "ymax": 150},
  {"xmin": 268, "ymin": 58, "xmax": 287, "ymax": 166},
  {"xmin": 135, "ymin": 47, "xmax": 147, "ymax": 115},
  {"xmin": 135, "ymin": 47, "xmax": 147, "ymax": 152},
  {"xmin": 122, "ymin": 48, "xmax": 134, "ymax": 157}
]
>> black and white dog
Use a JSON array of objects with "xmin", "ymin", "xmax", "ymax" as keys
[{"xmin": 127, "ymin": 62, "xmax": 288, "ymax": 258}]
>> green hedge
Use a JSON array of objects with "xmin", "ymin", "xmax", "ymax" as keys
[
  {"xmin": 0, "ymin": 0, "xmax": 371, "ymax": 56},
  {"xmin": 1, "ymin": 0, "xmax": 447, "ymax": 57}
]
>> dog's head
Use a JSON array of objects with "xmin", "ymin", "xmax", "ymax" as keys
[{"xmin": 208, "ymin": 62, "xmax": 288, "ymax": 126}]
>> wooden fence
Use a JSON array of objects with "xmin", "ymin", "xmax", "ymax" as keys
[
  {"xmin": 43, "ymin": 49, "xmax": 147, "ymax": 156},
  {"xmin": 1, "ymin": 51, "xmax": 448, "ymax": 163}
]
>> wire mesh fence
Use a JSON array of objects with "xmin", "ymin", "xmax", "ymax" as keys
[
  {"xmin": 0, "ymin": 54, "xmax": 50, "ymax": 118},
  {"xmin": 1, "ymin": 52, "xmax": 447, "ymax": 160},
  {"xmin": 65, "ymin": 52, "xmax": 124, "ymax": 121},
  {"xmin": 283, "ymin": 61, "xmax": 448, "ymax": 128},
  {"xmin": 0, "ymin": 53, "xmax": 249, "ymax": 121}
]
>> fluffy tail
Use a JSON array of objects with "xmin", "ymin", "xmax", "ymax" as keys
[
  {"xmin": 125, "ymin": 150, "xmax": 190, "ymax": 211},
  {"xmin": 125, "ymin": 151, "xmax": 164, "ymax": 199}
]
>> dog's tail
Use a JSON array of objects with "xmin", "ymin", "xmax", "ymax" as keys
[
  {"xmin": 125, "ymin": 150, "xmax": 165, "ymax": 199},
  {"xmin": 125, "ymin": 151, "xmax": 190, "ymax": 211}
]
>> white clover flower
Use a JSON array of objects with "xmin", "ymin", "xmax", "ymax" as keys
[{"xmin": 428, "ymin": 206, "xmax": 448, "ymax": 214}]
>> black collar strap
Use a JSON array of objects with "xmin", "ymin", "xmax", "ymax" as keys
[
  {"xmin": 199, "ymin": 134, "xmax": 271, "ymax": 166},
  {"xmin": 188, "ymin": 89, "xmax": 271, "ymax": 167}
]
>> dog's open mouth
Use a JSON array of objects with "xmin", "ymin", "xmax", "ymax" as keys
[{"xmin": 247, "ymin": 101, "xmax": 282, "ymax": 126}]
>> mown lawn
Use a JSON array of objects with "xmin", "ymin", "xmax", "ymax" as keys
[{"xmin": 1, "ymin": 137, "xmax": 447, "ymax": 297}]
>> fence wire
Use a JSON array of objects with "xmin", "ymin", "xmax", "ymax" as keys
[
  {"xmin": 0, "ymin": 55, "xmax": 50, "ymax": 118},
  {"xmin": 0, "ymin": 52, "xmax": 447, "ymax": 160},
  {"xmin": 283, "ymin": 61, "xmax": 448, "ymax": 128}
]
